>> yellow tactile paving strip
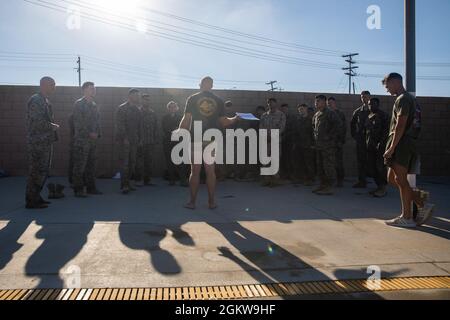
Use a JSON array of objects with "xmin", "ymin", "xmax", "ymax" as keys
[{"xmin": 0, "ymin": 276, "xmax": 449, "ymax": 300}]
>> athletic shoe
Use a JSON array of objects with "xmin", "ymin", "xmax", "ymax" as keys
[
  {"xmin": 415, "ymin": 204, "xmax": 435, "ymax": 226},
  {"xmin": 385, "ymin": 217, "xmax": 416, "ymax": 228}
]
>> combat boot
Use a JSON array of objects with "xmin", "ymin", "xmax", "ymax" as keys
[
  {"xmin": 26, "ymin": 202, "xmax": 48, "ymax": 209},
  {"xmin": 352, "ymin": 181, "xmax": 367, "ymax": 188},
  {"xmin": 316, "ymin": 186, "xmax": 334, "ymax": 195},
  {"xmin": 312, "ymin": 185, "xmax": 326, "ymax": 193},
  {"xmin": 373, "ymin": 186, "xmax": 387, "ymax": 198},
  {"xmin": 74, "ymin": 188, "xmax": 88, "ymax": 198},
  {"xmin": 47, "ymin": 183, "xmax": 57, "ymax": 199},
  {"xmin": 39, "ymin": 196, "xmax": 51, "ymax": 205},
  {"xmin": 122, "ymin": 185, "xmax": 130, "ymax": 194}
]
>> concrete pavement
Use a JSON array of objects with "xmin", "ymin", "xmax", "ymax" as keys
[{"xmin": 0, "ymin": 176, "xmax": 449, "ymax": 299}]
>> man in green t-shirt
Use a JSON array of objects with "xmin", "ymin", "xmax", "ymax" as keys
[
  {"xmin": 382, "ymin": 73, "xmax": 433, "ymax": 228},
  {"xmin": 178, "ymin": 77, "xmax": 239, "ymax": 210}
]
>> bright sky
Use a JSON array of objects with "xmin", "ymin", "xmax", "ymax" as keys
[{"xmin": 1, "ymin": 0, "xmax": 449, "ymax": 96}]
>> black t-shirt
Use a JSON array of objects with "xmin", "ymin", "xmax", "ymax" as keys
[{"xmin": 184, "ymin": 91, "xmax": 225, "ymax": 132}]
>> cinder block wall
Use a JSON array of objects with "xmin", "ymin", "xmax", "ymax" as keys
[{"xmin": 0, "ymin": 85, "xmax": 449, "ymax": 177}]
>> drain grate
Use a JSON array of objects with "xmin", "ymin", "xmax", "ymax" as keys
[{"xmin": 0, "ymin": 276, "xmax": 449, "ymax": 300}]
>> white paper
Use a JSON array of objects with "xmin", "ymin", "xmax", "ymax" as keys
[{"xmin": 236, "ymin": 113, "xmax": 260, "ymax": 121}]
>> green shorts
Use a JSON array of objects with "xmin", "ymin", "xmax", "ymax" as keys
[{"xmin": 385, "ymin": 135, "xmax": 418, "ymax": 172}]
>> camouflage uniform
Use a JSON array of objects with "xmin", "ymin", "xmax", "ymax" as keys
[
  {"xmin": 293, "ymin": 113, "xmax": 315, "ymax": 183},
  {"xmin": 334, "ymin": 108, "xmax": 347, "ymax": 184},
  {"xmin": 25, "ymin": 93, "xmax": 58, "ymax": 205},
  {"xmin": 312, "ymin": 107, "xmax": 341, "ymax": 187},
  {"xmin": 115, "ymin": 102, "xmax": 141, "ymax": 189},
  {"xmin": 136, "ymin": 107, "xmax": 158, "ymax": 183},
  {"xmin": 71, "ymin": 97, "xmax": 101, "ymax": 192},
  {"xmin": 259, "ymin": 110, "xmax": 286, "ymax": 180},
  {"xmin": 350, "ymin": 105, "xmax": 370, "ymax": 184},
  {"xmin": 365, "ymin": 109, "xmax": 389, "ymax": 188}
]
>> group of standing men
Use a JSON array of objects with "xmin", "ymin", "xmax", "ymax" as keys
[{"xmin": 24, "ymin": 74, "xmax": 434, "ymax": 229}]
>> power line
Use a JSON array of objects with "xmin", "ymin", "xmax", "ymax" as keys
[
  {"xmin": 68, "ymin": 0, "xmax": 341, "ymax": 58},
  {"xmin": 358, "ymin": 60, "xmax": 450, "ymax": 68},
  {"xmin": 22, "ymin": 0, "xmax": 342, "ymax": 70},
  {"xmin": 0, "ymin": 50, "xmax": 268, "ymax": 86},
  {"xmin": 73, "ymin": 0, "xmax": 347, "ymax": 56},
  {"xmin": 61, "ymin": 0, "xmax": 342, "ymax": 68}
]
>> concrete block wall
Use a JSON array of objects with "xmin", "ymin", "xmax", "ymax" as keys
[{"xmin": 0, "ymin": 85, "xmax": 449, "ymax": 177}]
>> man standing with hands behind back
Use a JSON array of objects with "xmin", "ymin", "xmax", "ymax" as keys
[
  {"xmin": 71, "ymin": 81, "xmax": 102, "ymax": 198},
  {"xmin": 115, "ymin": 89, "xmax": 142, "ymax": 194}
]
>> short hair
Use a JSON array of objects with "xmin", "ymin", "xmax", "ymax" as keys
[
  {"xmin": 382, "ymin": 73, "xmax": 403, "ymax": 85},
  {"xmin": 40, "ymin": 76, "xmax": 55, "ymax": 86},
  {"xmin": 166, "ymin": 101, "xmax": 178, "ymax": 109},
  {"xmin": 315, "ymin": 95, "xmax": 327, "ymax": 101},
  {"xmin": 129, "ymin": 88, "xmax": 140, "ymax": 95},
  {"xmin": 297, "ymin": 103, "xmax": 308, "ymax": 108},
  {"xmin": 201, "ymin": 76, "xmax": 213, "ymax": 85},
  {"xmin": 361, "ymin": 90, "xmax": 371, "ymax": 96},
  {"xmin": 327, "ymin": 96, "xmax": 336, "ymax": 102},
  {"xmin": 82, "ymin": 81, "xmax": 94, "ymax": 90},
  {"xmin": 369, "ymin": 97, "xmax": 380, "ymax": 105},
  {"xmin": 225, "ymin": 100, "xmax": 233, "ymax": 108},
  {"xmin": 267, "ymin": 98, "xmax": 277, "ymax": 104}
]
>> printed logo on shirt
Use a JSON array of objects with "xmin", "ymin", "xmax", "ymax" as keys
[{"xmin": 198, "ymin": 98, "xmax": 217, "ymax": 117}]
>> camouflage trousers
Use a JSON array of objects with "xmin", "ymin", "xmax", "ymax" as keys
[
  {"xmin": 316, "ymin": 147, "xmax": 336, "ymax": 186},
  {"xmin": 72, "ymin": 140, "xmax": 97, "ymax": 191},
  {"xmin": 135, "ymin": 144, "xmax": 155, "ymax": 183},
  {"xmin": 118, "ymin": 143, "xmax": 138, "ymax": 188},
  {"xmin": 25, "ymin": 143, "xmax": 52, "ymax": 204}
]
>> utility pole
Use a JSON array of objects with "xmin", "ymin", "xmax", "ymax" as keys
[
  {"xmin": 76, "ymin": 56, "xmax": 82, "ymax": 87},
  {"xmin": 342, "ymin": 53, "xmax": 359, "ymax": 94},
  {"xmin": 266, "ymin": 80, "xmax": 278, "ymax": 92},
  {"xmin": 405, "ymin": 0, "xmax": 415, "ymax": 96},
  {"xmin": 405, "ymin": 0, "xmax": 419, "ymax": 217}
]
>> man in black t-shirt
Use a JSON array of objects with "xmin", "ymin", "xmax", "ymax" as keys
[{"xmin": 178, "ymin": 77, "xmax": 239, "ymax": 210}]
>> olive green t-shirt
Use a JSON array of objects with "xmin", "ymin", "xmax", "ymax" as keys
[
  {"xmin": 388, "ymin": 92, "xmax": 416, "ymax": 139},
  {"xmin": 184, "ymin": 90, "xmax": 225, "ymax": 132}
]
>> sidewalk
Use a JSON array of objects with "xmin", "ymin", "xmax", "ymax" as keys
[{"xmin": 0, "ymin": 176, "xmax": 449, "ymax": 295}]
